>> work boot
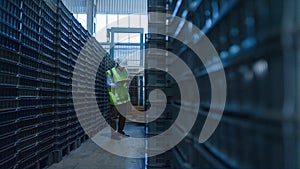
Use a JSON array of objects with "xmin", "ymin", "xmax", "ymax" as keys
[
  {"xmin": 111, "ymin": 132, "xmax": 122, "ymax": 140},
  {"xmin": 118, "ymin": 131, "xmax": 130, "ymax": 137}
]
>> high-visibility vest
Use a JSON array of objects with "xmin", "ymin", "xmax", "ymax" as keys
[{"xmin": 106, "ymin": 67, "xmax": 131, "ymax": 105}]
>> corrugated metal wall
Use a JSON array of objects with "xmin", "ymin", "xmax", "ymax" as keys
[{"xmin": 62, "ymin": 0, "xmax": 147, "ymax": 14}]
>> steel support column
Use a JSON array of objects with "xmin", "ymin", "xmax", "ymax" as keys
[{"xmin": 86, "ymin": 0, "xmax": 94, "ymax": 34}]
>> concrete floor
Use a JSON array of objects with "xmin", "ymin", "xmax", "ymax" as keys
[{"xmin": 48, "ymin": 123, "xmax": 146, "ymax": 169}]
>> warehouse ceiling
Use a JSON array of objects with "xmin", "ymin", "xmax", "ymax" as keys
[{"xmin": 62, "ymin": 0, "xmax": 147, "ymax": 14}]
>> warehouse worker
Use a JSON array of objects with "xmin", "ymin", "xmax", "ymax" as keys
[{"xmin": 106, "ymin": 57, "xmax": 131, "ymax": 140}]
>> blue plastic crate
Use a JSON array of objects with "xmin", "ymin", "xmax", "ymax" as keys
[
  {"xmin": 57, "ymin": 73, "xmax": 71, "ymax": 81},
  {"xmin": 59, "ymin": 46, "xmax": 71, "ymax": 60},
  {"xmin": 38, "ymin": 137, "xmax": 55, "ymax": 155},
  {"xmin": 39, "ymin": 98, "xmax": 55, "ymax": 106},
  {"xmin": 0, "ymin": 109, "xmax": 17, "ymax": 124},
  {"xmin": 68, "ymin": 122, "xmax": 78, "ymax": 131},
  {"xmin": 22, "ymin": 0, "xmax": 41, "ymax": 15},
  {"xmin": 58, "ymin": 48, "xmax": 70, "ymax": 61},
  {"xmin": 19, "ymin": 66, "xmax": 39, "ymax": 79},
  {"xmin": 0, "ymin": 20, "xmax": 20, "ymax": 41},
  {"xmin": 79, "ymin": 34, "xmax": 88, "ymax": 45},
  {"xmin": 0, "ymin": 156, "xmax": 17, "ymax": 169},
  {"xmin": 54, "ymin": 139, "xmax": 69, "ymax": 152},
  {"xmin": 0, "ymin": 47, "xmax": 19, "ymax": 63},
  {"xmin": 0, "ymin": 4, "xmax": 21, "ymax": 29},
  {"xmin": 58, "ymin": 18, "xmax": 71, "ymax": 35},
  {"xmin": 38, "ymin": 129, "xmax": 55, "ymax": 142},
  {"xmin": 18, "ymin": 97, "xmax": 39, "ymax": 108},
  {"xmin": 21, "ymin": 2, "xmax": 40, "ymax": 25},
  {"xmin": 40, "ymin": 52, "xmax": 56, "ymax": 66},
  {"xmin": 17, "ymin": 124, "xmax": 38, "ymax": 139},
  {"xmin": 39, "ymin": 106, "xmax": 55, "ymax": 115},
  {"xmin": 71, "ymin": 27, "xmax": 81, "ymax": 41},
  {"xmin": 41, "ymin": 17, "xmax": 56, "ymax": 36},
  {"xmin": 56, "ymin": 102, "xmax": 72, "ymax": 109},
  {"xmin": 21, "ymin": 35, "xmax": 40, "ymax": 52},
  {"xmin": 56, "ymin": 91, "xmax": 69, "ymax": 98},
  {"xmin": 18, "ymin": 87, "xmax": 39, "ymax": 98},
  {"xmin": 0, "ymin": 60, "xmax": 18, "ymax": 75},
  {"xmin": 40, "ymin": 43, "xmax": 56, "ymax": 59},
  {"xmin": 57, "ymin": 59, "xmax": 70, "ymax": 70},
  {"xmin": 39, "ymin": 82, "xmax": 55, "ymax": 91},
  {"xmin": 38, "ymin": 143, "xmax": 54, "ymax": 161},
  {"xmin": 16, "ymin": 135, "xmax": 38, "ymax": 151},
  {"xmin": 39, "ymin": 62, "xmax": 55, "ymax": 74},
  {"xmin": 57, "ymin": 68, "xmax": 72, "ymax": 78},
  {"xmin": 71, "ymin": 17, "xmax": 86, "ymax": 37},
  {"xmin": 21, "ymin": 14, "xmax": 39, "ymax": 33},
  {"xmin": 39, "ymin": 60, "xmax": 55, "ymax": 70},
  {"xmin": 0, "ymin": 99, "xmax": 18, "ymax": 111},
  {"xmin": 71, "ymin": 41, "xmax": 81, "ymax": 53},
  {"xmin": 56, "ymin": 89, "xmax": 71, "ymax": 96},
  {"xmin": 59, "ymin": 48, "xmax": 71, "ymax": 62},
  {"xmin": 40, "ymin": 78, "xmax": 55, "ymax": 88},
  {"xmin": 0, "ymin": 133, "xmax": 17, "ymax": 150},
  {"xmin": 19, "ymin": 55, "xmax": 38, "ymax": 70},
  {"xmin": 55, "ymin": 127, "xmax": 70, "ymax": 138},
  {"xmin": 0, "ymin": 145, "xmax": 17, "ymax": 165},
  {"xmin": 45, "ymin": 93, "xmax": 56, "ymax": 103},
  {"xmin": 0, "ymin": 34, "xmax": 20, "ymax": 51},
  {"xmin": 0, "ymin": 0, "xmax": 21, "ymax": 16},
  {"xmin": 41, "ymin": 1, "xmax": 57, "ymax": 28},
  {"xmin": 21, "ymin": 24, "xmax": 40, "ymax": 40},
  {"xmin": 18, "ymin": 76, "xmax": 39, "ymax": 88},
  {"xmin": 16, "ymin": 148, "xmax": 38, "ymax": 166},
  {"xmin": 40, "ymin": 35, "xmax": 56, "ymax": 51},
  {"xmin": 55, "ymin": 123, "xmax": 70, "ymax": 134},
  {"xmin": 70, "ymin": 49, "xmax": 80, "ymax": 59},
  {"xmin": 20, "ymin": 46, "xmax": 39, "ymax": 61},
  {"xmin": 38, "ymin": 135, "xmax": 55, "ymax": 151},
  {"xmin": 56, "ymin": 97, "xmax": 72, "ymax": 104},
  {"xmin": 17, "ymin": 116, "xmax": 38, "ymax": 130},
  {"xmin": 0, "ymin": 121, "xmax": 17, "ymax": 137},
  {"xmin": 39, "ymin": 71, "xmax": 55, "ymax": 81},
  {"xmin": 0, "ymin": 86, "xmax": 34, "ymax": 100},
  {"xmin": 59, "ymin": 30, "xmax": 70, "ymax": 44},
  {"xmin": 56, "ymin": 109, "xmax": 69, "ymax": 117},
  {"xmin": 38, "ymin": 121, "xmax": 55, "ymax": 133},
  {"xmin": 16, "ymin": 155, "xmax": 38, "ymax": 169},
  {"xmin": 68, "ymin": 132, "xmax": 77, "ymax": 143},
  {"xmin": 18, "ymin": 107, "xmax": 39, "ymax": 119},
  {"xmin": 71, "ymin": 34, "xmax": 81, "ymax": 46},
  {"xmin": 76, "ymin": 129, "xmax": 85, "ymax": 138},
  {"xmin": 58, "ymin": 1, "xmax": 73, "ymax": 20}
]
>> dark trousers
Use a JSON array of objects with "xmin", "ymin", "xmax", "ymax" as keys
[{"xmin": 110, "ymin": 102, "xmax": 130, "ymax": 133}]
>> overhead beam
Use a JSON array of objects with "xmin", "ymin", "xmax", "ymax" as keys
[{"xmin": 110, "ymin": 27, "xmax": 144, "ymax": 34}]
